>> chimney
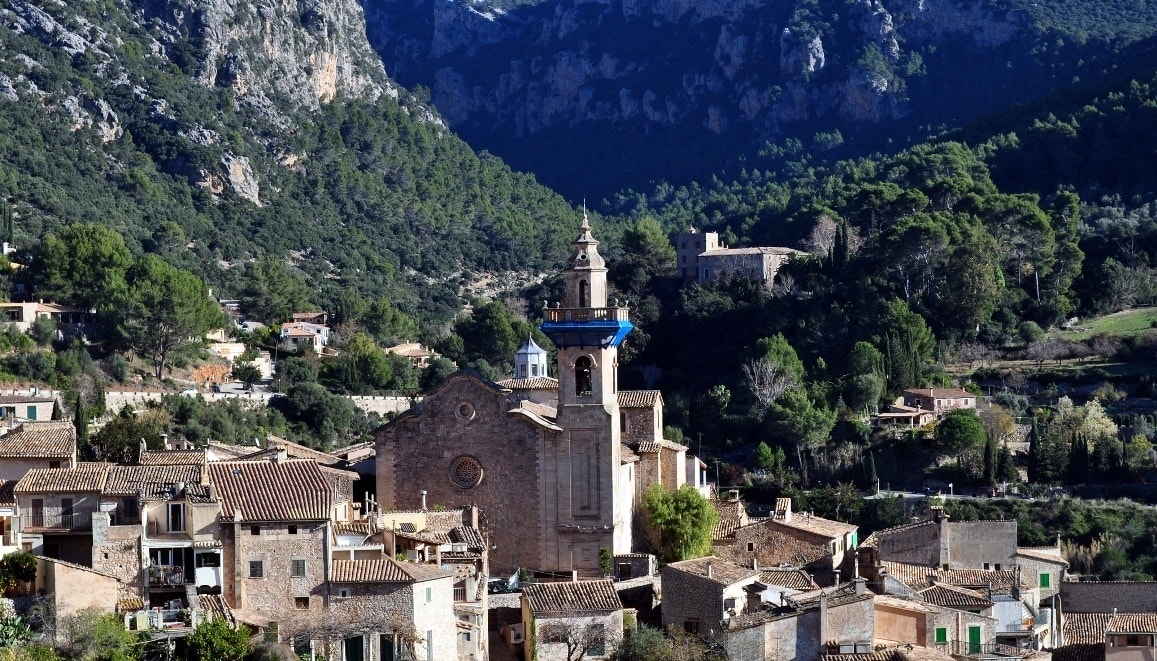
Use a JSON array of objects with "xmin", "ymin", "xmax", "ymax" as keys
[
  {"xmin": 420, "ymin": 490, "xmax": 428, "ymax": 511},
  {"xmin": 274, "ymin": 446, "xmax": 288, "ymax": 464},
  {"xmin": 707, "ymin": 562, "xmax": 713, "ymax": 579},
  {"xmin": 834, "ymin": 569, "xmax": 841, "ymax": 585},
  {"xmin": 853, "ymin": 548, "xmax": 860, "ymax": 579},
  {"xmin": 854, "ymin": 577, "xmax": 866, "ymax": 595},
  {"xmin": 753, "ymin": 558, "xmax": 759, "ymax": 572}
]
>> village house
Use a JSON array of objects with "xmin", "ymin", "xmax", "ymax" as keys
[
  {"xmin": 714, "ymin": 497, "xmax": 859, "ymax": 586},
  {"xmin": 673, "ymin": 227, "xmax": 805, "ymax": 285},
  {"xmin": 279, "ymin": 317, "xmax": 330, "ymax": 353},
  {"xmin": 522, "ymin": 579, "xmax": 624, "ymax": 661},
  {"xmin": 661, "ymin": 556, "xmax": 762, "ymax": 637},
  {"xmin": 0, "ymin": 395, "xmax": 56, "ymax": 423},
  {"xmin": 0, "ymin": 300, "xmax": 93, "ymax": 341},
  {"xmin": 1105, "ymin": 613, "xmax": 1157, "ymax": 661},
  {"xmin": 901, "ymin": 389, "xmax": 977, "ymax": 416},
  {"xmin": 0, "ymin": 420, "xmax": 76, "ymax": 481},
  {"xmin": 14, "ymin": 462, "xmax": 107, "ymax": 565},
  {"xmin": 385, "ymin": 342, "xmax": 441, "ymax": 369}
]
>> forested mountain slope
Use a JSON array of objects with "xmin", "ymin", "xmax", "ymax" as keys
[
  {"xmin": 363, "ymin": 0, "xmax": 1157, "ymax": 199},
  {"xmin": 0, "ymin": 0, "xmax": 579, "ymax": 323}
]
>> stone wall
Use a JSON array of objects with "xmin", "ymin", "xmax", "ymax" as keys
[
  {"xmin": 930, "ymin": 607, "xmax": 998, "ymax": 647},
  {"xmin": 103, "ymin": 389, "xmax": 412, "ymax": 420},
  {"xmin": 377, "ymin": 375, "xmax": 547, "ymax": 574},
  {"xmin": 91, "ymin": 514, "xmax": 143, "ymax": 601},
  {"xmin": 720, "ymin": 522, "xmax": 831, "ymax": 582},
  {"xmin": 1061, "ymin": 582, "xmax": 1157, "ymax": 613},
  {"xmin": 233, "ymin": 520, "xmax": 327, "ymax": 615},
  {"xmin": 946, "ymin": 521, "xmax": 1016, "ymax": 569},
  {"xmin": 873, "ymin": 521, "xmax": 940, "ymax": 567}
]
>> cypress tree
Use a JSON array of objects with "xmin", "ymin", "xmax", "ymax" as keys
[
  {"xmin": 74, "ymin": 392, "xmax": 88, "ymax": 448},
  {"xmin": 1027, "ymin": 417, "xmax": 1041, "ymax": 482},
  {"xmin": 983, "ymin": 434, "xmax": 997, "ymax": 485}
]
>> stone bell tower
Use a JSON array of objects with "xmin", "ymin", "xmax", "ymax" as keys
[{"xmin": 540, "ymin": 214, "xmax": 634, "ymax": 571}]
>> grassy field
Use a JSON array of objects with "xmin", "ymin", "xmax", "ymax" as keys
[{"xmin": 1056, "ymin": 307, "xmax": 1157, "ymax": 340}]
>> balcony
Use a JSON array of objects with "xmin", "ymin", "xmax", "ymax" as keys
[
  {"xmin": 541, "ymin": 307, "xmax": 633, "ymax": 349},
  {"xmin": 25, "ymin": 509, "xmax": 94, "ymax": 531},
  {"xmin": 934, "ymin": 641, "xmax": 1023, "ymax": 659},
  {"xmin": 148, "ymin": 565, "xmax": 188, "ymax": 588},
  {"xmin": 453, "ymin": 586, "xmax": 467, "ymax": 602},
  {"xmin": 542, "ymin": 307, "xmax": 629, "ymax": 323}
]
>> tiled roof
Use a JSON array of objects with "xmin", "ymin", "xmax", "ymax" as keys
[
  {"xmin": 509, "ymin": 400, "xmax": 557, "ymax": 421},
  {"xmin": 332, "ymin": 558, "xmax": 411, "ymax": 583},
  {"xmin": 139, "ymin": 450, "xmax": 205, "ymax": 466},
  {"xmin": 523, "ymin": 579, "xmax": 622, "ymax": 615},
  {"xmin": 758, "ymin": 569, "xmax": 819, "ymax": 591},
  {"xmin": 1015, "ymin": 547, "xmax": 1069, "ymax": 565},
  {"xmin": 916, "ymin": 583, "xmax": 993, "ymax": 609},
  {"xmin": 903, "ymin": 388, "xmax": 974, "ymax": 399},
  {"xmin": 711, "ymin": 499, "xmax": 747, "ymax": 541},
  {"xmin": 425, "ymin": 511, "xmax": 464, "ymax": 531},
  {"xmin": 1064, "ymin": 612, "xmax": 1114, "ymax": 645},
  {"xmin": 665, "ymin": 556, "xmax": 759, "ymax": 586},
  {"xmin": 772, "ymin": 513, "xmax": 857, "ymax": 540},
  {"xmin": 198, "ymin": 594, "xmax": 234, "ymax": 624},
  {"xmin": 873, "ymin": 595, "xmax": 939, "ymax": 614},
  {"xmin": 207, "ymin": 460, "xmax": 332, "ymax": 521},
  {"xmin": 262, "ymin": 435, "xmax": 340, "ymax": 465},
  {"xmin": 15, "ymin": 463, "xmax": 109, "ymax": 493},
  {"xmin": 104, "ymin": 464, "xmax": 203, "ymax": 496},
  {"xmin": 881, "ymin": 561, "xmax": 1028, "ymax": 592},
  {"xmin": 496, "ymin": 377, "xmax": 558, "ymax": 390},
  {"xmin": 334, "ymin": 521, "xmax": 371, "ymax": 536},
  {"xmin": 118, "ymin": 597, "xmax": 144, "ymax": 612},
  {"xmin": 1107, "ymin": 613, "xmax": 1157, "ymax": 634},
  {"xmin": 659, "ymin": 439, "xmax": 688, "ymax": 452},
  {"xmin": 205, "ymin": 441, "xmax": 253, "ymax": 460},
  {"xmin": 618, "ymin": 390, "xmax": 661, "ymax": 408},
  {"xmin": 860, "ymin": 520, "xmax": 936, "ymax": 549},
  {"xmin": 449, "ymin": 526, "xmax": 485, "ymax": 548},
  {"xmin": 0, "ymin": 421, "xmax": 74, "ymax": 458},
  {"xmin": 331, "ymin": 559, "xmax": 454, "ymax": 583},
  {"xmin": 0, "ymin": 395, "xmax": 54, "ymax": 404},
  {"xmin": 635, "ymin": 441, "xmax": 662, "ymax": 454}
]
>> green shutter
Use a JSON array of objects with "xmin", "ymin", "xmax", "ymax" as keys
[
  {"xmin": 935, "ymin": 628, "xmax": 947, "ymax": 644},
  {"xmin": 968, "ymin": 626, "xmax": 981, "ymax": 654},
  {"xmin": 26, "ymin": 406, "xmax": 35, "ymax": 421},
  {"xmin": 1039, "ymin": 572, "xmax": 1050, "ymax": 588}
]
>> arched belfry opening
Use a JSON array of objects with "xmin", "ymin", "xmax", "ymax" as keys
[
  {"xmin": 579, "ymin": 279, "xmax": 589, "ymax": 308},
  {"xmin": 574, "ymin": 356, "xmax": 593, "ymax": 396}
]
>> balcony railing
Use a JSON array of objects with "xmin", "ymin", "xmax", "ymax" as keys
[
  {"xmin": 542, "ymin": 307, "xmax": 629, "ymax": 323},
  {"xmin": 148, "ymin": 565, "xmax": 187, "ymax": 587},
  {"xmin": 933, "ymin": 641, "xmax": 1023, "ymax": 658},
  {"xmin": 25, "ymin": 509, "xmax": 94, "ymax": 531},
  {"xmin": 453, "ymin": 586, "xmax": 467, "ymax": 602}
]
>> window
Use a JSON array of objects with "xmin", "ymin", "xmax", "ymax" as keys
[
  {"xmin": 168, "ymin": 503, "xmax": 185, "ymax": 532},
  {"xmin": 747, "ymin": 542, "xmax": 755, "ymax": 552},
  {"xmin": 684, "ymin": 619, "xmax": 699, "ymax": 635},
  {"xmin": 251, "ymin": 525, "xmax": 260, "ymax": 535},
  {"xmin": 543, "ymin": 625, "xmax": 565, "ymax": 644},
  {"xmin": 575, "ymin": 356, "xmax": 593, "ymax": 396},
  {"xmin": 426, "ymin": 630, "xmax": 433, "ymax": 661},
  {"xmin": 337, "ymin": 588, "xmax": 350, "ymax": 599},
  {"xmin": 724, "ymin": 598, "xmax": 737, "ymax": 610},
  {"xmin": 586, "ymin": 624, "xmax": 605, "ymax": 656},
  {"xmin": 1039, "ymin": 572, "xmax": 1051, "ymax": 588},
  {"xmin": 579, "ymin": 279, "xmax": 589, "ymax": 307},
  {"xmin": 48, "ymin": 461, "xmax": 60, "ymax": 469},
  {"xmin": 288, "ymin": 524, "xmax": 297, "ymax": 535},
  {"xmin": 294, "ymin": 596, "xmax": 309, "ymax": 610},
  {"xmin": 983, "ymin": 563, "xmax": 990, "ymax": 570},
  {"xmin": 425, "ymin": 586, "xmax": 432, "ymax": 603},
  {"xmin": 291, "ymin": 559, "xmax": 307, "ymax": 577},
  {"xmin": 249, "ymin": 561, "xmax": 264, "ymax": 578},
  {"xmin": 935, "ymin": 627, "xmax": 948, "ymax": 644}
]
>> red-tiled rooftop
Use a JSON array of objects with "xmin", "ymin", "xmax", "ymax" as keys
[
  {"xmin": 1107, "ymin": 613, "xmax": 1157, "ymax": 633},
  {"xmin": 139, "ymin": 450, "xmax": 205, "ymax": 466},
  {"xmin": 665, "ymin": 556, "xmax": 759, "ymax": 586},
  {"xmin": 758, "ymin": 568, "xmax": 820, "ymax": 591},
  {"xmin": 0, "ymin": 421, "xmax": 74, "ymax": 458},
  {"xmin": 618, "ymin": 390, "xmax": 661, "ymax": 408},
  {"xmin": 523, "ymin": 579, "xmax": 622, "ymax": 615},
  {"xmin": 208, "ymin": 459, "xmax": 332, "ymax": 521},
  {"xmin": 331, "ymin": 559, "xmax": 453, "ymax": 583},
  {"xmin": 15, "ymin": 463, "xmax": 109, "ymax": 493},
  {"xmin": 104, "ymin": 464, "xmax": 203, "ymax": 496},
  {"xmin": 916, "ymin": 583, "xmax": 993, "ymax": 609},
  {"xmin": 496, "ymin": 376, "xmax": 559, "ymax": 390}
]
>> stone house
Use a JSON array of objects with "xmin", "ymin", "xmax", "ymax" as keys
[
  {"xmin": 724, "ymin": 580, "xmax": 874, "ymax": 661},
  {"xmin": 756, "ymin": 568, "xmax": 820, "ymax": 606},
  {"xmin": 860, "ymin": 511, "xmax": 1017, "ymax": 571},
  {"xmin": 673, "ymin": 228, "xmax": 804, "ymax": 285},
  {"xmin": 522, "ymin": 579, "xmax": 623, "ymax": 661},
  {"xmin": 873, "ymin": 594, "xmax": 998, "ymax": 653},
  {"xmin": 325, "ymin": 558, "xmax": 458, "ymax": 661},
  {"xmin": 0, "ymin": 420, "xmax": 76, "ymax": 481},
  {"xmin": 0, "ymin": 396, "xmax": 56, "ymax": 423},
  {"xmin": 376, "ymin": 218, "xmax": 705, "ymax": 576},
  {"xmin": 661, "ymin": 556, "xmax": 761, "ymax": 637},
  {"xmin": 1105, "ymin": 613, "xmax": 1157, "ymax": 661},
  {"xmin": 279, "ymin": 321, "xmax": 330, "ymax": 353},
  {"xmin": 900, "ymin": 389, "xmax": 977, "ymax": 416},
  {"xmin": 715, "ymin": 498, "xmax": 859, "ymax": 586},
  {"xmin": 385, "ymin": 342, "xmax": 441, "ymax": 369},
  {"xmin": 14, "ymin": 462, "xmax": 107, "ymax": 565},
  {"xmin": 1014, "ymin": 546, "xmax": 1069, "ymax": 599},
  {"xmin": 0, "ymin": 301, "xmax": 93, "ymax": 341}
]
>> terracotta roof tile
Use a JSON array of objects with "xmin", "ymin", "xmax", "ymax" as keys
[
  {"xmin": 198, "ymin": 594, "xmax": 234, "ymax": 624},
  {"xmin": 881, "ymin": 561, "xmax": 1028, "ymax": 592},
  {"xmin": 496, "ymin": 377, "xmax": 559, "ymax": 389},
  {"xmin": 1015, "ymin": 547, "xmax": 1069, "ymax": 565},
  {"xmin": 618, "ymin": 390, "xmax": 661, "ymax": 408},
  {"xmin": 449, "ymin": 526, "xmax": 485, "ymax": 548},
  {"xmin": 620, "ymin": 445, "xmax": 640, "ymax": 464},
  {"xmin": 331, "ymin": 559, "xmax": 454, "ymax": 583},
  {"xmin": 15, "ymin": 463, "xmax": 109, "ymax": 493},
  {"xmin": 874, "ymin": 595, "xmax": 939, "ymax": 614},
  {"xmin": 139, "ymin": 450, "xmax": 205, "ymax": 466},
  {"xmin": 0, "ymin": 421, "xmax": 74, "ymax": 458},
  {"xmin": 0, "ymin": 481, "xmax": 15, "ymax": 507},
  {"xmin": 635, "ymin": 441, "xmax": 662, "ymax": 454},
  {"xmin": 860, "ymin": 520, "xmax": 936, "ymax": 549},
  {"xmin": 772, "ymin": 513, "xmax": 857, "ymax": 540},
  {"xmin": 334, "ymin": 521, "xmax": 371, "ymax": 536},
  {"xmin": 659, "ymin": 439, "xmax": 688, "ymax": 452},
  {"xmin": 916, "ymin": 583, "xmax": 993, "ymax": 609},
  {"xmin": 902, "ymin": 388, "xmax": 974, "ymax": 400},
  {"xmin": 665, "ymin": 556, "xmax": 759, "ymax": 586},
  {"xmin": 523, "ymin": 579, "xmax": 622, "ymax": 615},
  {"xmin": 1064, "ymin": 612, "xmax": 1113, "ymax": 646},
  {"xmin": 1107, "ymin": 613, "xmax": 1157, "ymax": 634},
  {"xmin": 509, "ymin": 400, "xmax": 557, "ymax": 421},
  {"xmin": 207, "ymin": 460, "xmax": 331, "ymax": 521},
  {"xmin": 425, "ymin": 511, "xmax": 464, "ymax": 531},
  {"xmin": 104, "ymin": 464, "xmax": 204, "ymax": 496},
  {"xmin": 758, "ymin": 569, "xmax": 820, "ymax": 591},
  {"xmin": 118, "ymin": 597, "xmax": 144, "ymax": 612}
]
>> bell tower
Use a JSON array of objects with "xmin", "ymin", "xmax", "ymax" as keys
[{"xmin": 540, "ymin": 214, "xmax": 634, "ymax": 571}]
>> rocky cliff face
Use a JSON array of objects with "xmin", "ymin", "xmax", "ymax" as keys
[
  {"xmin": 1, "ymin": 0, "xmax": 399, "ymax": 203},
  {"xmin": 363, "ymin": 0, "xmax": 1036, "ymax": 195}
]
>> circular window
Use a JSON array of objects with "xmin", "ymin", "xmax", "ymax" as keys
[
  {"xmin": 450, "ymin": 455, "xmax": 484, "ymax": 489},
  {"xmin": 455, "ymin": 402, "xmax": 475, "ymax": 420}
]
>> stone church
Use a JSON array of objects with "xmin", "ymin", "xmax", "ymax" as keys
[{"xmin": 375, "ymin": 217, "xmax": 707, "ymax": 575}]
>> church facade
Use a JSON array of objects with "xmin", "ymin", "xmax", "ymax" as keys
[{"xmin": 374, "ymin": 218, "xmax": 705, "ymax": 575}]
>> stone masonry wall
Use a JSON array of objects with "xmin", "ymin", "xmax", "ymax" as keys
[
  {"xmin": 1061, "ymin": 582, "xmax": 1157, "ymax": 613},
  {"xmin": 946, "ymin": 521, "xmax": 1016, "ymax": 569},
  {"xmin": 235, "ymin": 521, "xmax": 327, "ymax": 616}
]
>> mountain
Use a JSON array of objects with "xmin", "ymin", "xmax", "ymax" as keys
[
  {"xmin": 362, "ymin": 0, "xmax": 1157, "ymax": 199},
  {"xmin": 0, "ymin": 0, "xmax": 580, "ymax": 323}
]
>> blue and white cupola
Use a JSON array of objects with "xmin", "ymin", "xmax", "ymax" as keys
[{"xmin": 514, "ymin": 336, "xmax": 549, "ymax": 379}]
